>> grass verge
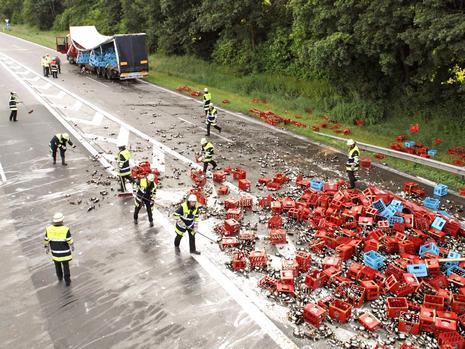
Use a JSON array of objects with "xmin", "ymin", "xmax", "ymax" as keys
[{"xmin": 6, "ymin": 24, "xmax": 464, "ymax": 191}]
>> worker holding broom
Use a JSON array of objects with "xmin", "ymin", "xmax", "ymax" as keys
[{"xmin": 133, "ymin": 173, "xmax": 157, "ymax": 227}]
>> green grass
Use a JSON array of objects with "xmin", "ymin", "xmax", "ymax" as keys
[
  {"xmin": 4, "ymin": 24, "xmax": 67, "ymax": 49},
  {"xmin": 6, "ymin": 25, "xmax": 464, "ymax": 190}
]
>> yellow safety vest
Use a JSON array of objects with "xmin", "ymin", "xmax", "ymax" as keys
[
  {"xmin": 346, "ymin": 145, "xmax": 360, "ymax": 171},
  {"xmin": 174, "ymin": 202, "xmax": 199, "ymax": 236},
  {"xmin": 44, "ymin": 225, "xmax": 73, "ymax": 262},
  {"xmin": 116, "ymin": 149, "xmax": 131, "ymax": 176}
]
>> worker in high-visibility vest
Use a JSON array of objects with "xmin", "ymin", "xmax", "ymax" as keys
[
  {"xmin": 203, "ymin": 88, "xmax": 211, "ymax": 117},
  {"xmin": 174, "ymin": 194, "xmax": 200, "ymax": 254},
  {"xmin": 43, "ymin": 213, "xmax": 74, "ymax": 286},
  {"xmin": 206, "ymin": 104, "xmax": 222, "ymax": 136},
  {"xmin": 133, "ymin": 173, "xmax": 157, "ymax": 226},
  {"xmin": 115, "ymin": 142, "xmax": 132, "ymax": 192},
  {"xmin": 49, "ymin": 133, "xmax": 75, "ymax": 165},
  {"xmin": 199, "ymin": 138, "xmax": 217, "ymax": 173},
  {"xmin": 346, "ymin": 139, "xmax": 360, "ymax": 189},
  {"xmin": 41, "ymin": 55, "xmax": 50, "ymax": 77},
  {"xmin": 8, "ymin": 91, "xmax": 20, "ymax": 122}
]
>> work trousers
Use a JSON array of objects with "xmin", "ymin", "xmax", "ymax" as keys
[
  {"xmin": 203, "ymin": 160, "xmax": 217, "ymax": 173},
  {"xmin": 347, "ymin": 170, "xmax": 357, "ymax": 189},
  {"xmin": 9, "ymin": 110, "xmax": 17, "ymax": 121},
  {"xmin": 51, "ymin": 144, "xmax": 66, "ymax": 164},
  {"xmin": 43, "ymin": 66, "xmax": 50, "ymax": 77},
  {"xmin": 54, "ymin": 260, "xmax": 71, "ymax": 285},
  {"xmin": 118, "ymin": 175, "xmax": 131, "ymax": 192},
  {"xmin": 134, "ymin": 199, "xmax": 153, "ymax": 223},
  {"xmin": 174, "ymin": 230, "xmax": 196, "ymax": 252},
  {"xmin": 206, "ymin": 122, "xmax": 221, "ymax": 136}
]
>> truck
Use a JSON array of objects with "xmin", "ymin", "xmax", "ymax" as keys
[{"xmin": 55, "ymin": 26, "xmax": 149, "ymax": 80}]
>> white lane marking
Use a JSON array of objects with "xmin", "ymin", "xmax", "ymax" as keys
[
  {"xmin": 42, "ymin": 91, "xmax": 66, "ymax": 100},
  {"xmin": 70, "ymin": 100, "xmax": 83, "ymax": 111},
  {"xmin": 0, "ymin": 161, "xmax": 7, "ymax": 183},
  {"xmin": 86, "ymin": 76, "xmax": 109, "ymax": 88},
  {"xmin": 152, "ymin": 147, "xmax": 166, "ymax": 173},
  {"xmin": 82, "ymin": 133, "xmax": 118, "ymax": 144},
  {"xmin": 36, "ymin": 82, "xmax": 51, "ymax": 90},
  {"xmin": 24, "ymin": 76, "xmax": 40, "ymax": 82},
  {"xmin": 116, "ymin": 125, "xmax": 130, "ymax": 146},
  {"xmin": 67, "ymin": 112, "xmax": 103, "ymax": 126},
  {"xmin": 178, "ymin": 117, "xmax": 235, "ymax": 143},
  {"xmin": 0, "ymin": 56, "xmax": 115, "ymax": 176},
  {"xmin": 0, "ymin": 51, "xmax": 298, "ymax": 348}
]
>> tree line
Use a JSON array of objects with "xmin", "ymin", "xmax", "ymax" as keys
[{"xmin": 2, "ymin": 0, "xmax": 465, "ymax": 115}]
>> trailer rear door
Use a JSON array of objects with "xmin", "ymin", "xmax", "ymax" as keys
[{"xmin": 114, "ymin": 34, "xmax": 149, "ymax": 74}]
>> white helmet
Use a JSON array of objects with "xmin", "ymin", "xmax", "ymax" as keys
[
  {"xmin": 62, "ymin": 133, "xmax": 70, "ymax": 140},
  {"xmin": 204, "ymin": 88, "xmax": 208, "ymax": 93},
  {"xmin": 52, "ymin": 212, "xmax": 64, "ymax": 223},
  {"xmin": 209, "ymin": 103, "xmax": 214, "ymax": 108},
  {"xmin": 147, "ymin": 173, "xmax": 155, "ymax": 182},
  {"xmin": 187, "ymin": 194, "xmax": 198, "ymax": 203},
  {"xmin": 201, "ymin": 138, "xmax": 208, "ymax": 145},
  {"xmin": 347, "ymin": 139, "xmax": 355, "ymax": 146}
]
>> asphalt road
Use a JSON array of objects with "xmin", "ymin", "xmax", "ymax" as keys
[
  {"xmin": 0, "ymin": 32, "xmax": 463, "ymax": 349},
  {"xmin": 0, "ymin": 37, "xmax": 280, "ymax": 349}
]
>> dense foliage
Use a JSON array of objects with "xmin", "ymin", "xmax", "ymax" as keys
[{"xmin": 2, "ymin": 0, "xmax": 465, "ymax": 123}]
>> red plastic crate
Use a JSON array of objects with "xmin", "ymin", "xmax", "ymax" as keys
[
  {"xmin": 259, "ymin": 276, "xmax": 278, "ymax": 292},
  {"xmin": 452, "ymin": 294, "xmax": 465, "ymax": 315},
  {"xmin": 276, "ymin": 282, "xmax": 295, "ymax": 296},
  {"xmin": 295, "ymin": 251, "xmax": 312, "ymax": 272},
  {"xmin": 398, "ymin": 312, "xmax": 420, "ymax": 335},
  {"xmin": 322, "ymin": 256, "xmax": 342, "ymax": 270},
  {"xmin": 219, "ymin": 237, "xmax": 239, "ymax": 251},
  {"xmin": 269, "ymin": 229, "xmax": 287, "ymax": 244},
  {"xmin": 360, "ymin": 157, "xmax": 372, "ymax": 169},
  {"xmin": 238, "ymin": 179, "xmax": 251, "ymax": 191},
  {"xmin": 280, "ymin": 269, "xmax": 295, "ymax": 286},
  {"xmin": 224, "ymin": 219, "xmax": 240, "ymax": 235},
  {"xmin": 387, "ymin": 297, "xmax": 408, "ymax": 318},
  {"xmin": 328, "ymin": 299, "xmax": 352, "ymax": 323},
  {"xmin": 437, "ymin": 332, "xmax": 465, "ymax": 349},
  {"xmin": 273, "ymin": 173, "xmax": 288, "ymax": 185},
  {"xmin": 238, "ymin": 230, "xmax": 256, "ymax": 241},
  {"xmin": 303, "ymin": 303, "xmax": 326, "ymax": 327},
  {"xmin": 226, "ymin": 208, "xmax": 242, "ymax": 221},
  {"xmin": 359, "ymin": 312, "xmax": 381, "ymax": 331},
  {"xmin": 224, "ymin": 198, "xmax": 239, "ymax": 209},
  {"xmin": 239, "ymin": 195, "xmax": 253, "ymax": 209},
  {"xmin": 268, "ymin": 215, "xmax": 283, "ymax": 229},
  {"xmin": 419, "ymin": 306, "xmax": 436, "ymax": 333},
  {"xmin": 231, "ymin": 251, "xmax": 247, "ymax": 270},
  {"xmin": 305, "ymin": 270, "xmax": 329, "ymax": 290},
  {"xmin": 360, "ymin": 280, "xmax": 380, "ymax": 301},
  {"xmin": 218, "ymin": 185, "xmax": 229, "ymax": 195},
  {"xmin": 249, "ymin": 250, "xmax": 268, "ymax": 268},
  {"xmin": 213, "ymin": 171, "xmax": 226, "ymax": 183},
  {"xmin": 434, "ymin": 318, "xmax": 457, "ymax": 334},
  {"xmin": 424, "ymin": 294, "xmax": 445, "ymax": 311},
  {"xmin": 258, "ymin": 177, "xmax": 272, "ymax": 185},
  {"xmin": 271, "ymin": 201, "xmax": 282, "ymax": 214},
  {"xmin": 266, "ymin": 181, "xmax": 281, "ymax": 191},
  {"xmin": 233, "ymin": 168, "xmax": 246, "ymax": 180}
]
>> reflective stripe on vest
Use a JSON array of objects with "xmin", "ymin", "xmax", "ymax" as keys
[
  {"xmin": 117, "ymin": 149, "xmax": 131, "ymax": 175},
  {"xmin": 203, "ymin": 143, "xmax": 214, "ymax": 162},
  {"xmin": 45, "ymin": 225, "xmax": 72, "ymax": 261},
  {"xmin": 346, "ymin": 145, "xmax": 360, "ymax": 171},
  {"xmin": 175, "ymin": 202, "xmax": 199, "ymax": 233}
]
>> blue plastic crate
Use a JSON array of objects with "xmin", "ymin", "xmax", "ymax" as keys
[
  {"xmin": 407, "ymin": 264, "xmax": 428, "ymax": 277},
  {"xmin": 427, "ymin": 149, "xmax": 438, "ymax": 157},
  {"xmin": 310, "ymin": 179, "xmax": 324, "ymax": 191},
  {"xmin": 372, "ymin": 199, "xmax": 386, "ymax": 213},
  {"xmin": 423, "ymin": 197, "xmax": 440, "ymax": 211},
  {"xmin": 444, "ymin": 251, "xmax": 461, "ymax": 271},
  {"xmin": 387, "ymin": 200, "xmax": 403, "ymax": 213},
  {"xmin": 446, "ymin": 265, "xmax": 465, "ymax": 277},
  {"xmin": 363, "ymin": 250, "xmax": 385, "ymax": 270},
  {"xmin": 434, "ymin": 184, "xmax": 448, "ymax": 197},
  {"xmin": 404, "ymin": 141, "xmax": 416, "ymax": 148},
  {"xmin": 419, "ymin": 242, "xmax": 440, "ymax": 258},
  {"xmin": 437, "ymin": 210, "xmax": 451, "ymax": 218},
  {"xmin": 76, "ymin": 51, "xmax": 90, "ymax": 64},
  {"xmin": 388, "ymin": 215, "xmax": 404, "ymax": 226},
  {"xmin": 380, "ymin": 205, "xmax": 397, "ymax": 219},
  {"xmin": 431, "ymin": 216, "xmax": 447, "ymax": 231}
]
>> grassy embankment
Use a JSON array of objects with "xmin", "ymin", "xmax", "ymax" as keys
[{"xmin": 7, "ymin": 24, "xmax": 464, "ymax": 190}]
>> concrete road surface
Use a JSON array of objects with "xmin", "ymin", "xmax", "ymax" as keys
[{"xmin": 0, "ymin": 32, "xmax": 463, "ymax": 349}]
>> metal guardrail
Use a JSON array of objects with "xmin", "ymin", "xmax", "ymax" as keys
[{"xmin": 315, "ymin": 132, "xmax": 465, "ymax": 177}]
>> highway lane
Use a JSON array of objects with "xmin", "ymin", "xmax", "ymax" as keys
[{"xmin": 0, "ymin": 53, "xmax": 280, "ymax": 349}]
